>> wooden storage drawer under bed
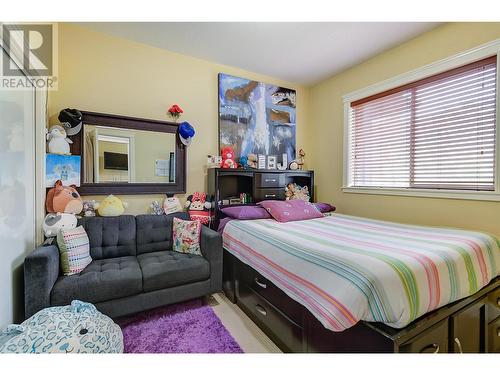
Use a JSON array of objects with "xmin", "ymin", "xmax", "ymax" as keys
[
  {"xmin": 399, "ymin": 320, "xmax": 449, "ymax": 353},
  {"xmin": 486, "ymin": 286, "xmax": 500, "ymax": 323},
  {"xmin": 237, "ymin": 285, "xmax": 304, "ymax": 353},
  {"xmin": 488, "ymin": 316, "xmax": 500, "ymax": 353},
  {"xmin": 238, "ymin": 261, "xmax": 304, "ymax": 325}
]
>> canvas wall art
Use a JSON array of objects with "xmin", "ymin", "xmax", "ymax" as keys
[
  {"xmin": 218, "ymin": 73, "xmax": 296, "ymax": 164},
  {"xmin": 45, "ymin": 154, "xmax": 81, "ymax": 187}
]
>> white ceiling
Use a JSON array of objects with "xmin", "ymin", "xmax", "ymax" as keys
[{"xmin": 79, "ymin": 22, "xmax": 441, "ymax": 86}]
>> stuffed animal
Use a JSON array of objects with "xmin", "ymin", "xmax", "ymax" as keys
[
  {"xmin": 247, "ymin": 153, "xmax": 258, "ymax": 169},
  {"xmin": 82, "ymin": 200, "xmax": 99, "ymax": 217},
  {"xmin": 289, "ymin": 149, "xmax": 306, "ymax": 170},
  {"xmin": 185, "ymin": 192, "xmax": 212, "ymax": 225},
  {"xmin": 285, "ymin": 183, "xmax": 310, "ymax": 202},
  {"xmin": 239, "ymin": 155, "xmax": 249, "ymax": 169},
  {"xmin": 47, "ymin": 124, "xmax": 73, "ymax": 155},
  {"xmin": 46, "ymin": 180, "xmax": 83, "ymax": 214},
  {"xmin": 43, "ymin": 213, "xmax": 77, "ymax": 238},
  {"xmin": 150, "ymin": 201, "xmax": 164, "ymax": 215},
  {"xmin": 220, "ymin": 146, "xmax": 237, "ymax": 169},
  {"xmin": 97, "ymin": 195, "xmax": 128, "ymax": 217},
  {"xmin": 163, "ymin": 196, "xmax": 182, "ymax": 215}
]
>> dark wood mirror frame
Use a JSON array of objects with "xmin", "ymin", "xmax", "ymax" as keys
[{"xmin": 70, "ymin": 111, "xmax": 186, "ymax": 195}]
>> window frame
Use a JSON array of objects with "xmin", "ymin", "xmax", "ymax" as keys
[{"xmin": 342, "ymin": 39, "xmax": 500, "ymax": 202}]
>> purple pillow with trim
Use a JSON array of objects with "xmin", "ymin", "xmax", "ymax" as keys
[
  {"xmin": 259, "ymin": 200, "xmax": 324, "ymax": 223},
  {"xmin": 220, "ymin": 205, "xmax": 271, "ymax": 220},
  {"xmin": 314, "ymin": 202, "xmax": 336, "ymax": 213}
]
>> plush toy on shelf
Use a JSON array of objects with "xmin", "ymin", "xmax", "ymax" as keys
[
  {"xmin": 46, "ymin": 124, "xmax": 73, "ymax": 155},
  {"xmin": 220, "ymin": 146, "xmax": 237, "ymax": 169},
  {"xmin": 97, "ymin": 195, "xmax": 128, "ymax": 217},
  {"xmin": 289, "ymin": 149, "xmax": 306, "ymax": 170},
  {"xmin": 246, "ymin": 153, "xmax": 258, "ymax": 169},
  {"xmin": 42, "ymin": 213, "xmax": 78, "ymax": 239},
  {"xmin": 163, "ymin": 196, "xmax": 182, "ymax": 215},
  {"xmin": 285, "ymin": 183, "xmax": 310, "ymax": 202},
  {"xmin": 46, "ymin": 180, "xmax": 83, "ymax": 214},
  {"xmin": 185, "ymin": 192, "xmax": 212, "ymax": 225}
]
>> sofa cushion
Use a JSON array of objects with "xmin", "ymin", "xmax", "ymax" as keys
[
  {"xmin": 135, "ymin": 212, "xmax": 189, "ymax": 255},
  {"xmin": 137, "ymin": 251, "xmax": 210, "ymax": 292},
  {"xmin": 78, "ymin": 215, "xmax": 137, "ymax": 259},
  {"xmin": 51, "ymin": 256, "xmax": 142, "ymax": 305}
]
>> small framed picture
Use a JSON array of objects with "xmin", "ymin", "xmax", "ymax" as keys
[
  {"xmin": 267, "ymin": 155, "xmax": 277, "ymax": 170},
  {"xmin": 258, "ymin": 154, "xmax": 266, "ymax": 169}
]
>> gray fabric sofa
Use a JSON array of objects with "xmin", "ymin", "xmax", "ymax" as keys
[{"xmin": 24, "ymin": 212, "xmax": 222, "ymax": 319}]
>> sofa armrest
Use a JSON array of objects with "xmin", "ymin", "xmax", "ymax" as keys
[
  {"xmin": 200, "ymin": 226, "xmax": 223, "ymax": 293},
  {"xmin": 24, "ymin": 245, "xmax": 60, "ymax": 319}
]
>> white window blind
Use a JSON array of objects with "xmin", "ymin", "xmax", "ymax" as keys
[{"xmin": 349, "ymin": 56, "xmax": 497, "ymax": 191}]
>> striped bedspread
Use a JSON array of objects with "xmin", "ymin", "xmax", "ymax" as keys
[{"xmin": 223, "ymin": 214, "xmax": 500, "ymax": 331}]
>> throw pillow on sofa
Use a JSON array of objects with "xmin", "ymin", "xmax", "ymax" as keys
[
  {"xmin": 56, "ymin": 225, "xmax": 92, "ymax": 275},
  {"xmin": 172, "ymin": 217, "xmax": 202, "ymax": 255}
]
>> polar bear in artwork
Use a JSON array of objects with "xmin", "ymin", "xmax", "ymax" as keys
[{"xmin": 47, "ymin": 124, "xmax": 73, "ymax": 155}]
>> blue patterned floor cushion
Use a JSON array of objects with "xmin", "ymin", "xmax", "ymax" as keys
[{"xmin": 0, "ymin": 300, "xmax": 123, "ymax": 353}]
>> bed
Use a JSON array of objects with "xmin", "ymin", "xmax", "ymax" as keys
[{"xmin": 222, "ymin": 214, "xmax": 500, "ymax": 352}]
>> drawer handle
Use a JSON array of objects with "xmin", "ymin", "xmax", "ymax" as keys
[
  {"xmin": 497, "ymin": 297, "xmax": 500, "ymax": 307},
  {"xmin": 265, "ymin": 194, "xmax": 276, "ymax": 198},
  {"xmin": 254, "ymin": 277, "xmax": 267, "ymax": 289},
  {"xmin": 454, "ymin": 337, "xmax": 463, "ymax": 353},
  {"xmin": 497, "ymin": 327, "xmax": 500, "ymax": 337},
  {"xmin": 419, "ymin": 343, "xmax": 440, "ymax": 353},
  {"xmin": 255, "ymin": 304, "xmax": 267, "ymax": 316},
  {"xmin": 265, "ymin": 179, "xmax": 277, "ymax": 183}
]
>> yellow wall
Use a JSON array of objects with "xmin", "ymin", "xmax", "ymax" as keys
[
  {"xmin": 309, "ymin": 22, "xmax": 500, "ymax": 237},
  {"xmin": 48, "ymin": 23, "xmax": 311, "ymax": 214}
]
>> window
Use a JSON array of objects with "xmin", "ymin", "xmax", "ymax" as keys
[{"xmin": 346, "ymin": 55, "xmax": 498, "ymax": 196}]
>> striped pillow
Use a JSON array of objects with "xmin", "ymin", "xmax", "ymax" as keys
[{"xmin": 57, "ymin": 226, "xmax": 92, "ymax": 275}]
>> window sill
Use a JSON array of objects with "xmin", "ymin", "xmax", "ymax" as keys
[{"xmin": 341, "ymin": 187, "xmax": 500, "ymax": 202}]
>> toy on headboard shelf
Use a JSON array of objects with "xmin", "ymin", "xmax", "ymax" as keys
[
  {"xmin": 220, "ymin": 146, "xmax": 238, "ymax": 169},
  {"xmin": 46, "ymin": 180, "xmax": 83, "ymax": 214},
  {"xmin": 185, "ymin": 192, "xmax": 212, "ymax": 225},
  {"xmin": 285, "ymin": 183, "xmax": 310, "ymax": 202},
  {"xmin": 246, "ymin": 153, "xmax": 258, "ymax": 169},
  {"xmin": 97, "ymin": 195, "xmax": 128, "ymax": 217},
  {"xmin": 289, "ymin": 148, "xmax": 306, "ymax": 170}
]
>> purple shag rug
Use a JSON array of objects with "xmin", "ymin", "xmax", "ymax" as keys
[{"xmin": 117, "ymin": 299, "xmax": 243, "ymax": 353}]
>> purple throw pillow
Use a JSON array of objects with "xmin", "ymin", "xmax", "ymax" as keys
[
  {"xmin": 258, "ymin": 200, "xmax": 324, "ymax": 223},
  {"xmin": 314, "ymin": 202, "xmax": 336, "ymax": 213},
  {"xmin": 220, "ymin": 205, "xmax": 271, "ymax": 220}
]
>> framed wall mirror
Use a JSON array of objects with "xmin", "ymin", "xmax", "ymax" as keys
[{"xmin": 72, "ymin": 111, "xmax": 186, "ymax": 195}]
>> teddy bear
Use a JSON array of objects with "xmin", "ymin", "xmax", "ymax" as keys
[
  {"xmin": 46, "ymin": 180, "xmax": 83, "ymax": 214},
  {"xmin": 247, "ymin": 153, "xmax": 258, "ymax": 169},
  {"xmin": 285, "ymin": 183, "xmax": 310, "ymax": 202},
  {"xmin": 97, "ymin": 195, "xmax": 128, "ymax": 217},
  {"xmin": 220, "ymin": 146, "xmax": 237, "ymax": 169},
  {"xmin": 185, "ymin": 192, "xmax": 212, "ymax": 225},
  {"xmin": 46, "ymin": 124, "xmax": 73, "ymax": 155}
]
